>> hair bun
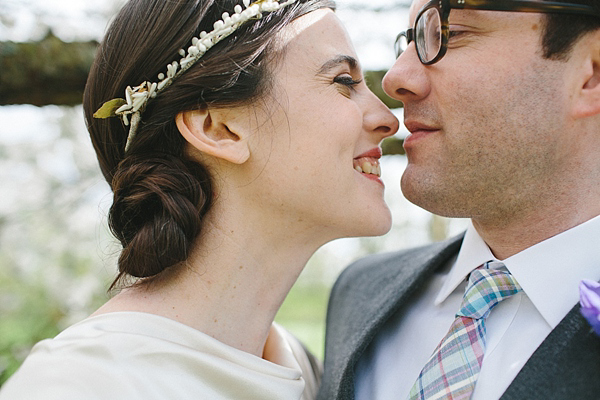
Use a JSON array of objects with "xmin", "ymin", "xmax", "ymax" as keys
[{"xmin": 109, "ymin": 154, "xmax": 212, "ymax": 280}]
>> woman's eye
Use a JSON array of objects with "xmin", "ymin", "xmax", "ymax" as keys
[{"xmin": 333, "ymin": 75, "xmax": 362, "ymax": 88}]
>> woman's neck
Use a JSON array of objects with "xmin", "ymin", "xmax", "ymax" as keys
[{"xmin": 93, "ymin": 208, "xmax": 322, "ymax": 358}]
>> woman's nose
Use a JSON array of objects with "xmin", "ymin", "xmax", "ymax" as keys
[{"xmin": 363, "ymin": 88, "xmax": 400, "ymax": 141}]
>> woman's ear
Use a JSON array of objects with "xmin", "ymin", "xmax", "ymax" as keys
[
  {"xmin": 572, "ymin": 31, "xmax": 600, "ymax": 119},
  {"xmin": 175, "ymin": 109, "xmax": 250, "ymax": 164}
]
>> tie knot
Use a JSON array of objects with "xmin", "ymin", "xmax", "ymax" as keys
[{"xmin": 456, "ymin": 263, "xmax": 522, "ymax": 319}]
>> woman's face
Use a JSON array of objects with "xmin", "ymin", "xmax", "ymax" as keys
[{"xmin": 240, "ymin": 9, "xmax": 399, "ymax": 242}]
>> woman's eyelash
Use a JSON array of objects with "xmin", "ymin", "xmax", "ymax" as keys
[{"xmin": 334, "ymin": 75, "xmax": 362, "ymax": 87}]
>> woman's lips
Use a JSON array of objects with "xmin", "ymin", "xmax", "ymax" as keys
[
  {"xmin": 355, "ymin": 148, "xmax": 383, "ymax": 159},
  {"xmin": 353, "ymin": 158, "xmax": 381, "ymax": 177},
  {"xmin": 353, "ymin": 147, "xmax": 384, "ymax": 184}
]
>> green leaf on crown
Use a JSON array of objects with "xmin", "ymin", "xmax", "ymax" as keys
[{"xmin": 93, "ymin": 98, "xmax": 127, "ymax": 119}]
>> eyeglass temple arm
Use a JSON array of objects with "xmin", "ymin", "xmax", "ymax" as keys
[{"xmin": 405, "ymin": 28, "xmax": 414, "ymax": 43}]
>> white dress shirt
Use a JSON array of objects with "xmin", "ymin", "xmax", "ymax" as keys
[{"xmin": 355, "ymin": 215, "xmax": 600, "ymax": 400}]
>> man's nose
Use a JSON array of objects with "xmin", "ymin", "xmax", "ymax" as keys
[{"xmin": 382, "ymin": 43, "xmax": 431, "ymax": 104}]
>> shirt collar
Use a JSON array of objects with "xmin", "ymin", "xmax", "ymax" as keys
[
  {"xmin": 435, "ymin": 220, "xmax": 495, "ymax": 306},
  {"xmin": 435, "ymin": 215, "xmax": 600, "ymax": 328}
]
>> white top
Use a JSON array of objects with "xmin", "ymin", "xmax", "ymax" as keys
[
  {"xmin": 355, "ymin": 215, "xmax": 600, "ymax": 400},
  {"xmin": 0, "ymin": 312, "xmax": 320, "ymax": 400}
]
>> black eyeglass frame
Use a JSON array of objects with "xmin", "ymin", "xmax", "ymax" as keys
[{"xmin": 395, "ymin": 0, "xmax": 600, "ymax": 65}]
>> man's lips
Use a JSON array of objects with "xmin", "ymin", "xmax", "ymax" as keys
[
  {"xmin": 404, "ymin": 120, "xmax": 439, "ymax": 134},
  {"xmin": 403, "ymin": 121, "xmax": 440, "ymax": 146}
]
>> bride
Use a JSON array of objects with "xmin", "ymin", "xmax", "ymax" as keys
[{"xmin": 0, "ymin": 1, "xmax": 398, "ymax": 399}]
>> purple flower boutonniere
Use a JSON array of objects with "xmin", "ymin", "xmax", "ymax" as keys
[{"xmin": 580, "ymin": 279, "xmax": 600, "ymax": 335}]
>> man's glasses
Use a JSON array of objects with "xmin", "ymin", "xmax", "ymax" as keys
[{"xmin": 395, "ymin": 0, "xmax": 600, "ymax": 65}]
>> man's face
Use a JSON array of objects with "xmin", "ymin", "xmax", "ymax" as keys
[{"xmin": 383, "ymin": 1, "xmax": 574, "ymax": 224}]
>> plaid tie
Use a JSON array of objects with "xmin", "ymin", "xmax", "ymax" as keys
[{"xmin": 408, "ymin": 261, "xmax": 522, "ymax": 400}]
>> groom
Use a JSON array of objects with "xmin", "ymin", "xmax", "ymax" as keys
[{"xmin": 318, "ymin": 0, "xmax": 600, "ymax": 399}]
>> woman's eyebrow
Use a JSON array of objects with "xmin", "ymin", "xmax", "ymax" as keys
[{"xmin": 317, "ymin": 55, "xmax": 359, "ymax": 74}]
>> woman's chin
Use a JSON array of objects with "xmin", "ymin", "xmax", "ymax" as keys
[
  {"xmin": 366, "ymin": 218, "xmax": 393, "ymax": 237},
  {"xmin": 344, "ymin": 208, "xmax": 393, "ymax": 238}
]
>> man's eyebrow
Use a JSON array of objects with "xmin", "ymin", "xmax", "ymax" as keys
[{"xmin": 317, "ymin": 55, "xmax": 359, "ymax": 74}]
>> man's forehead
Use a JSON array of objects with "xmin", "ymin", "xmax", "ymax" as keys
[{"xmin": 406, "ymin": 0, "xmax": 536, "ymax": 25}]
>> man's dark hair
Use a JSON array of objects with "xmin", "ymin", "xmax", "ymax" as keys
[{"xmin": 543, "ymin": 0, "xmax": 600, "ymax": 59}]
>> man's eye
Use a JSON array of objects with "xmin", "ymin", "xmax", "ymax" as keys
[{"xmin": 448, "ymin": 27, "xmax": 469, "ymax": 40}]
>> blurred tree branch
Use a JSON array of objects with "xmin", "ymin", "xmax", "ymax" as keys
[
  {"xmin": 382, "ymin": 136, "xmax": 405, "ymax": 156},
  {"xmin": 0, "ymin": 33, "xmax": 405, "ymax": 154},
  {"xmin": 365, "ymin": 70, "xmax": 403, "ymax": 109},
  {"xmin": 0, "ymin": 31, "xmax": 98, "ymax": 106}
]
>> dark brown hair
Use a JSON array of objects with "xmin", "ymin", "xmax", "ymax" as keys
[
  {"xmin": 542, "ymin": 0, "xmax": 600, "ymax": 59},
  {"xmin": 83, "ymin": 0, "xmax": 335, "ymax": 288}
]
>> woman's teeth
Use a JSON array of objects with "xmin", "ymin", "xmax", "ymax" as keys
[{"xmin": 354, "ymin": 159, "xmax": 381, "ymax": 177}]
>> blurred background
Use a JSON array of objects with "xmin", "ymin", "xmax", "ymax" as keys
[{"xmin": 0, "ymin": 0, "xmax": 468, "ymax": 385}]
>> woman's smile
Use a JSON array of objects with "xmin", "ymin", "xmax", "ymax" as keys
[{"xmin": 354, "ymin": 147, "xmax": 384, "ymax": 181}]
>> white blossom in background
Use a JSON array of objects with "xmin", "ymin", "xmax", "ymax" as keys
[
  {"xmin": 0, "ymin": 0, "xmax": 125, "ymax": 41},
  {"xmin": 0, "ymin": 105, "xmax": 115, "ymax": 313},
  {"xmin": 337, "ymin": 0, "xmax": 411, "ymax": 71}
]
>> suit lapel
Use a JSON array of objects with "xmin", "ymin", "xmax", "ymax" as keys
[
  {"xmin": 501, "ymin": 303, "xmax": 600, "ymax": 399},
  {"xmin": 319, "ymin": 235, "xmax": 463, "ymax": 400},
  {"xmin": 351, "ymin": 236, "xmax": 464, "ymax": 366}
]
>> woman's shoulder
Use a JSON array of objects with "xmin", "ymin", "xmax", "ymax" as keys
[
  {"xmin": 0, "ymin": 313, "xmax": 164, "ymax": 399},
  {"xmin": 0, "ymin": 312, "xmax": 222, "ymax": 399},
  {"xmin": 1, "ymin": 314, "xmax": 313, "ymax": 400}
]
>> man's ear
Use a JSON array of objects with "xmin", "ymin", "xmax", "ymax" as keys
[
  {"xmin": 573, "ymin": 30, "xmax": 600, "ymax": 119},
  {"xmin": 175, "ymin": 109, "xmax": 250, "ymax": 164}
]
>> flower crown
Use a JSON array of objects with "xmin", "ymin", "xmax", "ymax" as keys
[{"xmin": 93, "ymin": 0, "xmax": 297, "ymax": 152}]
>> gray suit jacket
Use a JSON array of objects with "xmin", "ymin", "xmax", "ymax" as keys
[{"xmin": 318, "ymin": 235, "xmax": 600, "ymax": 400}]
